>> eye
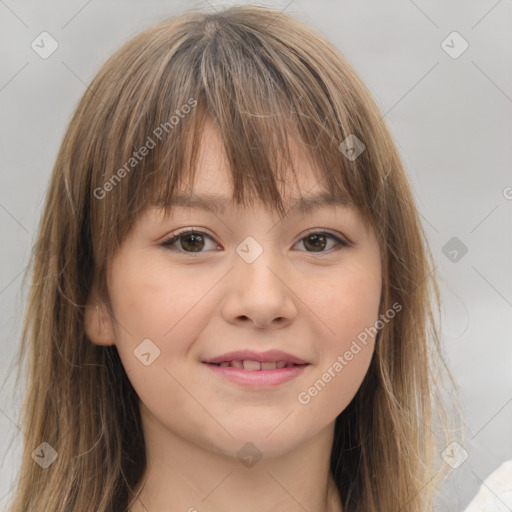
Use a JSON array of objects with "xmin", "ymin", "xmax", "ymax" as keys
[
  {"xmin": 160, "ymin": 228, "xmax": 350, "ymax": 255},
  {"xmin": 160, "ymin": 228, "xmax": 220, "ymax": 255},
  {"xmin": 294, "ymin": 229, "xmax": 349, "ymax": 254}
]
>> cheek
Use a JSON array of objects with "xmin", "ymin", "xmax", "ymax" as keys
[
  {"xmin": 295, "ymin": 292, "xmax": 378, "ymax": 423},
  {"xmin": 306, "ymin": 257, "xmax": 381, "ymax": 345},
  {"xmin": 295, "ymin": 259, "xmax": 380, "ymax": 414},
  {"xmin": 107, "ymin": 262, "xmax": 217, "ymax": 427},
  {"xmin": 296, "ymin": 345, "xmax": 373, "ymax": 429},
  {"xmin": 107, "ymin": 257, "xmax": 214, "ymax": 375}
]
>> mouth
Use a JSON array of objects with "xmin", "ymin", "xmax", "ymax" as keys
[
  {"xmin": 202, "ymin": 355, "xmax": 310, "ymax": 388},
  {"xmin": 204, "ymin": 360, "xmax": 308, "ymax": 370},
  {"xmin": 201, "ymin": 349, "xmax": 310, "ymax": 387}
]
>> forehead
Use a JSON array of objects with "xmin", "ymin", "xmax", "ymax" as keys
[{"xmin": 166, "ymin": 118, "xmax": 354, "ymax": 215}]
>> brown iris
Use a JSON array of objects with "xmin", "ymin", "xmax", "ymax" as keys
[
  {"xmin": 302, "ymin": 234, "xmax": 327, "ymax": 252},
  {"xmin": 179, "ymin": 233, "xmax": 205, "ymax": 252}
]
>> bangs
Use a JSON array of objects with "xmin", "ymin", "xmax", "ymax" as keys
[
  {"xmin": 146, "ymin": 101, "xmax": 354, "ymax": 221},
  {"xmin": 86, "ymin": 9, "xmax": 384, "ymax": 262}
]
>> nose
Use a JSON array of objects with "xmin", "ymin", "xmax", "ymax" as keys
[{"xmin": 221, "ymin": 243, "xmax": 298, "ymax": 329}]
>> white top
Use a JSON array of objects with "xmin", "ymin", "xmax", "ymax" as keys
[{"xmin": 462, "ymin": 460, "xmax": 512, "ymax": 512}]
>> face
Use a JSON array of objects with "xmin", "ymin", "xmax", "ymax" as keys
[{"xmin": 86, "ymin": 120, "xmax": 382, "ymax": 460}]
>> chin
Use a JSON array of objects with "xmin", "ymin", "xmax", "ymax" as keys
[{"xmin": 207, "ymin": 425, "xmax": 306, "ymax": 462}]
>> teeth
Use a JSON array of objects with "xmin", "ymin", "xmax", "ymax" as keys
[
  {"xmin": 242, "ymin": 360, "xmax": 261, "ymax": 371},
  {"xmin": 210, "ymin": 359, "xmax": 302, "ymax": 372},
  {"xmin": 212, "ymin": 359, "xmax": 299, "ymax": 370}
]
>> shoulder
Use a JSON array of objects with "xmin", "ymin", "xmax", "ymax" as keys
[{"xmin": 463, "ymin": 460, "xmax": 512, "ymax": 512}]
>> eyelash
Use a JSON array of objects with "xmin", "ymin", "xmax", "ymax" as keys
[{"xmin": 160, "ymin": 227, "xmax": 350, "ymax": 257}]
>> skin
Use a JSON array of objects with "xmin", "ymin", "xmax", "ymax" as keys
[{"xmin": 85, "ymin": 119, "xmax": 382, "ymax": 512}]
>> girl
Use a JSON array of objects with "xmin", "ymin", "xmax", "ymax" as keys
[{"xmin": 9, "ymin": 4, "xmax": 459, "ymax": 511}]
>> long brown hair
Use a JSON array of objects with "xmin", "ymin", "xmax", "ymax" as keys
[{"xmin": 8, "ymin": 4, "xmax": 460, "ymax": 511}]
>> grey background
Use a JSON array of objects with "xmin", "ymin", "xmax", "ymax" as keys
[{"xmin": 0, "ymin": 1, "xmax": 511, "ymax": 510}]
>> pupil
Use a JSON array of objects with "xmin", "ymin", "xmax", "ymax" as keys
[
  {"xmin": 305, "ymin": 234, "xmax": 326, "ymax": 252},
  {"xmin": 182, "ymin": 234, "xmax": 204, "ymax": 252}
]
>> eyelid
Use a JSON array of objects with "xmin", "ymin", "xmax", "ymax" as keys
[{"xmin": 299, "ymin": 228, "xmax": 350, "ymax": 247}]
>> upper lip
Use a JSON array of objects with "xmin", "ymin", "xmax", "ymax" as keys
[{"xmin": 202, "ymin": 349, "xmax": 309, "ymax": 365}]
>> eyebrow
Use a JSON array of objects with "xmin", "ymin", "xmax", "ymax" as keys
[{"xmin": 159, "ymin": 191, "xmax": 355, "ymax": 215}]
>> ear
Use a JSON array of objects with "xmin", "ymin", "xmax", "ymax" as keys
[{"xmin": 84, "ymin": 293, "xmax": 116, "ymax": 346}]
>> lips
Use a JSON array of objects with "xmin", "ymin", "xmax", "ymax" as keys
[
  {"xmin": 207, "ymin": 360, "xmax": 303, "ymax": 370},
  {"xmin": 202, "ymin": 349, "xmax": 309, "ymax": 370},
  {"xmin": 203, "ymin": 350, "xmax": 310, "ymax": 388}
]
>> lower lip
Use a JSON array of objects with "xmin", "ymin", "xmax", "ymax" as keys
[{"xmin": 202, "ymin": 363, "xmax": 309, "ymax": 388}]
